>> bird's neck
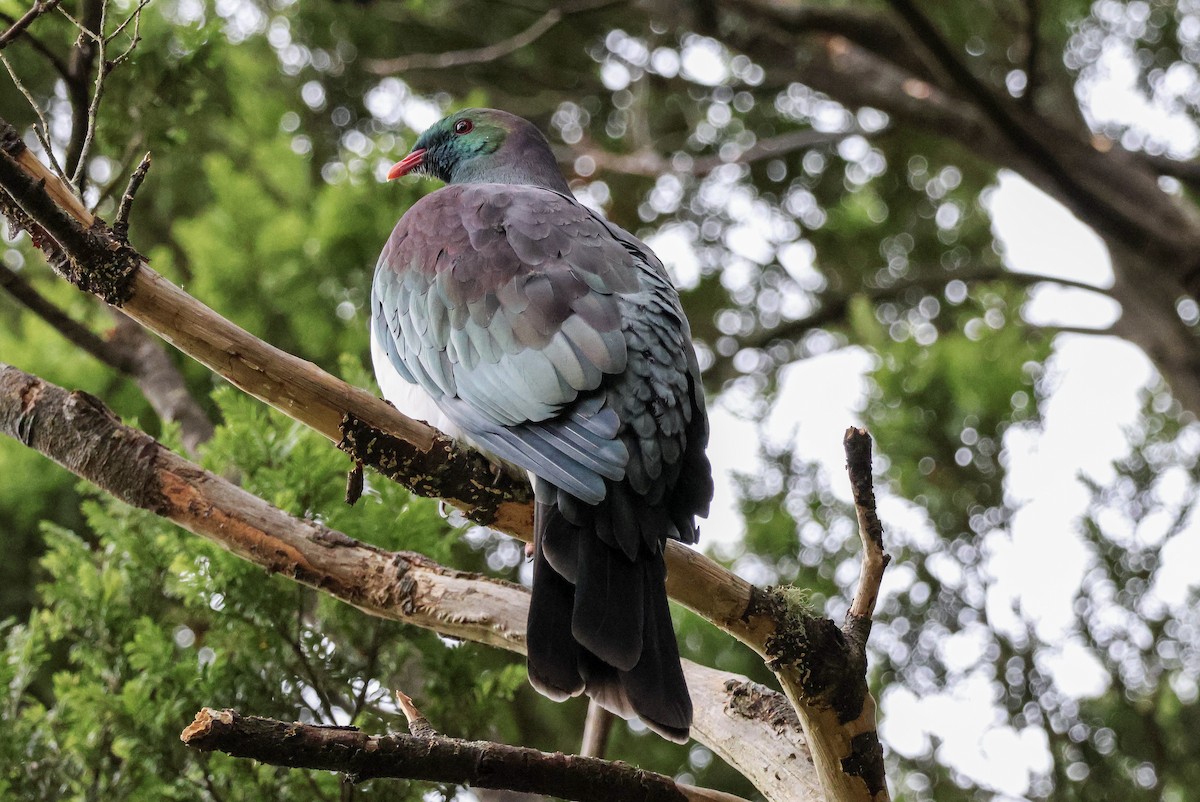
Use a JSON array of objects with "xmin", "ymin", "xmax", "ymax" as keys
[
  {"xmin": 450, "ymin": 125, "xmax": 572, "ymax": 193},
  {"xmin": 451, "ymin": 159, "xmax": 571, "ymax": 193}
]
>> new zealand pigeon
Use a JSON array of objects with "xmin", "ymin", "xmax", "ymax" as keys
[{"xmin": 371, "ymin": 108, "xmax": 713, "ymax": 742}]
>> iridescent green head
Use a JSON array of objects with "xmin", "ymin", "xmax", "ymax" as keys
[{"xmin": 387, "ymin": 108, "xmax": 569, "ymax": 193}]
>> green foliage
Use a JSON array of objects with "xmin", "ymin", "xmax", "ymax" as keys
[
  {"xmin": 1046, "ymin": 388, "xmax": 1200, "ymax": 802},
  {"xmin": 866, "ymin": 282, "xmax": 1049, "ymax": 527},
  {"xmin": 0, "ymin": 389, "xmax": 521, "ymax": 800}
]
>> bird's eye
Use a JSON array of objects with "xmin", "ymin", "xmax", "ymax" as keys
[{"xmin": 454, "ymin": 119, "xmax": 473, "ymax": 135}]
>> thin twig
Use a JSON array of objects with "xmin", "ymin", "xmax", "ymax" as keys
[
  {"xmin": 288, "ymin": 589, "xmax": 342, "ymax": 724},
  {"xmin": 0, "ymin": 10, "xmax": 69, "ymax": 76},
  {"xmin": 0, "ymin": 50, "xmax": 68, "ymax": 181},
  {"xmin": 71, "ymin": 0, "xmax": 108, "ymax": 188},
  {"xmin": 60, "ymin": 0, "xmax": 103, "ymax": 182},
  {"xmin": 107, "ymin": 0, "xmax": 148, "ymax": 43},
  {"xmin": 90, "ymin": 134, "xmax": 145, "ymax": 211},
  {"xmin": 394, "ymin": 691, "xmax": 437, "ymax": 739},
  {"xmin": 365, "ymin": 0, "xmax": 621, "ymax": 74},
  {"xmin": 113, "ymin": 151, "xmax": 150, "ymax": 238},
  {"xmin": 0, "ymin": 0, "xmax": 62, "ymax": 50},
  {"xmin": 106, "ymin": 0, "xmax": 149, "ymax": 67},
  {"xmin": 349, "ymin": 623, "xmax": 384, "ymax": 723},
  {"xmin": 53, "ymin": 2, "xmax": 100, "ymax": 40},
  {"xmin": 738, "ymin": 265, "xmax": 1112, "ymax": 353},
  {"xmin": 842, "ymin": 427, "xmax": 889, "ymax": 643},
  {"xmin": 565, "ymin": 128, "xmax": 861, "ymax": 179},
  {"xmin": 344, "ymin": 459, "xmax": 364, "ymax": 505}
]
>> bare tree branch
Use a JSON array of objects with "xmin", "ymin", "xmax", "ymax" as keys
[
  {"xmin": 107, "ymin": 311, "xmax": 215, "ymax": 453},
  {"xmin": 63, "ymin": 0, "xmax": 104, "ymax": 180},
  {"xmin": 0, "ymin": 0, "xmax": 62, "ymax": 50},
  {"xmin": 701, "ymin": 265, "xmax": 1115, "ymax": 385},
  {"xmin": 113, "ymin": 151, "xmax": 150, "ymax": 239},
  {"xmin": 366, "ymin": 0, "xmax": 621, "ymax": 75},
  {"xmin": 0, "ymin": 362, "xmax": 516, "ymax": 641},
  {"xmin": 0, "ymin": 138, "xmax": 212, "ymax": 453},
  {"xmin": 1138, "ymin": 152, "xmax": 1200, "ymax": 193},
  {"xmin": 0, "ymin": 49, "xmax": 68, "ymax": 180},
  {"xmin": 882, "ymin": 0, "xmax": 1200, "ymax": 271},
  {"xmin": 718, "ymin": 0, "xmax": 947, "ymax": 90},
  {"xmin": 0, "ymin": 361, "xmax": 818, "ymax": 802},
  {"xmin": 842, "ymin": 427, "xmax": 889, "ymax": 646},
  {"xmin": 0, "ymin": 8, "xmax": 68, "ymax": 76},
  {"xmin": 0, "ymin": 264, "xmax": 214, "ymax": 454},
  {"xmin": 180, "ymin": 708, "xmax": 748, "ymax": 802},
  {"xmin": 66, "ymin": 0, "xmax": 148, "ymax": 186},
  {"xmin": 562, "ymin": 129, "xmax": 860, "ymax": 179},
  {"xmin": 394, "ymin": 690, "xmax": 437, "ymax": 738},
  {"xmin": 70, "ymin": 0, "xmax": 110, "ymax": 187},
  {"xmin": 0, "ymin": 263, "xmax": 124, "ymax": 366},
  {"xmin": 107, "ymin": 0, "xmax": 149, "ymax": 52}
]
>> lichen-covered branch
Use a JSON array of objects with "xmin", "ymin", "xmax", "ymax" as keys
[{"xmin": 750, "ymin": 591, "xmax": 886, "ymax": 802}]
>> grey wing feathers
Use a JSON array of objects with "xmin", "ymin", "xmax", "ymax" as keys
[{"xmin": 372, "ymin": 185, "xmax": 646, "ymax": 504}]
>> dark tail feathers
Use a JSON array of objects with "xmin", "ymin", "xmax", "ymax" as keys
[{"xmin": 525, "ymin": 498, "xmax": 692, "ymax": 743}]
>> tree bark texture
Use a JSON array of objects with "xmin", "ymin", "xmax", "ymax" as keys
[
  {"xmin": 180, "ymin": 708, "xmax": 749, "ymax": 802},
  {"xmin": 0, "ymin": 362, "xmax": 824, "ymax": 802}
]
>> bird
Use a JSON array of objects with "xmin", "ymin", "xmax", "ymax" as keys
[{"xmin": 370, "ymin": 108, "xmax": 713, "ymax": 743}]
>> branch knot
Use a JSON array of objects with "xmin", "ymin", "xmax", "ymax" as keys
[{"xmin": 53, "ymin": 222, "xmax": 140, "ymax": 305}]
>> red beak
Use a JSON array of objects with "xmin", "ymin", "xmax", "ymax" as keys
[{"xmin": 387, "ymin": 148, "xmax": 427, "ymax": 180}]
